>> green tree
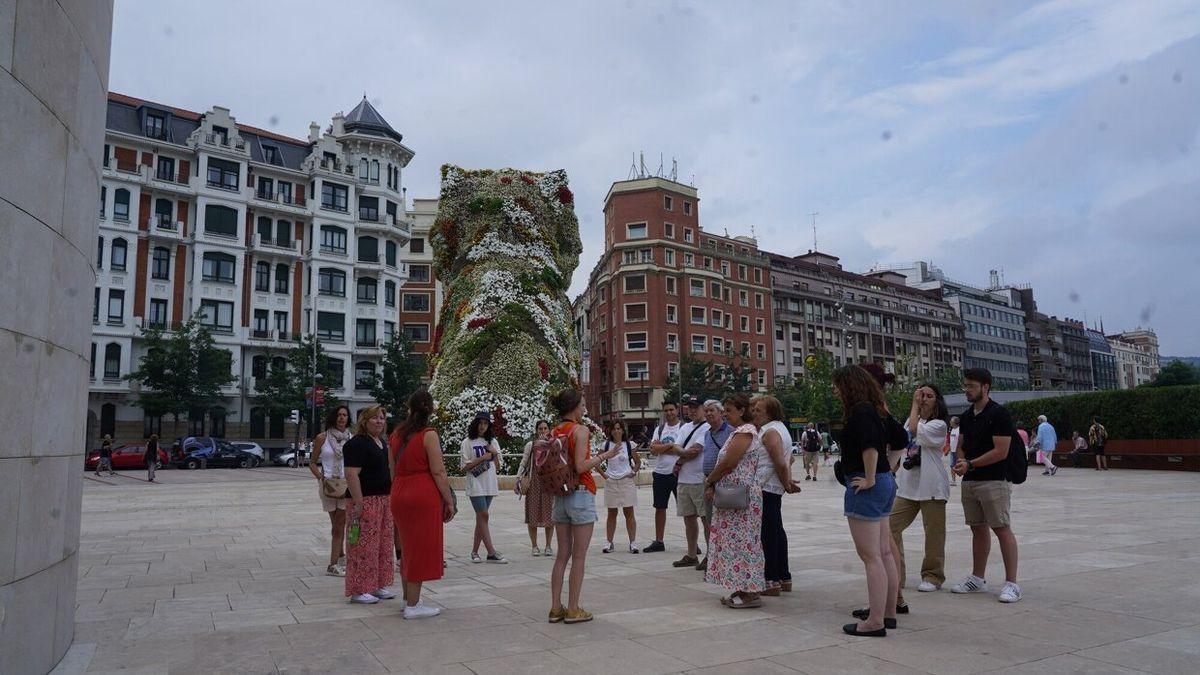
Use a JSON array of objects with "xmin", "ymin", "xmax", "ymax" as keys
[
  {"xmin": 253, "ymin": 334, "xmax": 342, "ymax": 441},
  {"xmin": 125, "ymin": 314, "xmax": 238, "ymax": 439},
  {"xmin": 766, "ymin": 376, "xmax": 806, "ymax": 419},
  {"xmin": 1144, "ymin": 360, "xmax": 1200, "ymax": 388},
  {"xmin": 664, "ymin": 351, "xmax": 724, "ymax": 403},
  {"xmin": 360, "ymin": 333, "xmax": 426, "ymax": 418},
  {"xmin": 719, "ymin": 345, "xmax": 755, "ymax": 394},
  {"xmin": 797, "ymin": 350, "xmax": 842, "ymax": 426}
]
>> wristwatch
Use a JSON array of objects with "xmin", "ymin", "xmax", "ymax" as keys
[{"xmin": 965, "ymin": 459, "xmax": 975, "ymax": 471}]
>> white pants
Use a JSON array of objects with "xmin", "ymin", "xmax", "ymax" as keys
[
  {"xmin": 1042, "ymin": 451, "xmax": 1056, "ymax": 471},
  {"xmin": 146, "ymin": 461, "xmax": 156, "ymax": 481}
]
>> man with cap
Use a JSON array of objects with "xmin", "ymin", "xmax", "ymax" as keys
[{"xmin": 670, "ymin": 396, "xmax": 710, "ymax": 568}]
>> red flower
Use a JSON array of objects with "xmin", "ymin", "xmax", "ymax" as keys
[
  {"xmin": 467, "ymin": 317, "xmax": 492, "ymax": 330},
  {"xmin": 500, "ymin": 176, "xmax": 512, "ymax": 184},
  {"xmin": 538, "ymin": 359, "xmax": 549, "ymax": 381},
  {"xmin": 556, "ymin": 185, "xmax": 574, "ymax": 204},
  {"xmin": 492, "ymin": 406, "xmax": 509, "ymax": 438},
  {"xmin": 520, "ymin": 174, "xmax": 536, "ymax": 185}
]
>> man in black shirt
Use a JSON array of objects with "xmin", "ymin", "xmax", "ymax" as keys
[{"xmin": 950, "ymin": 368, "xmax": 1021, "ymax": 604}]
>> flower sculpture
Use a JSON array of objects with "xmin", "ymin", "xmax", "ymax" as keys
[{"xmin": 428, "ymin": 165, "xmax": 586, "ymax": 453}]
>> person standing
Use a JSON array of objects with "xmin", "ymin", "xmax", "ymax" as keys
[
  {"xmin": 97, "ymin": 435, "xmax": 115, "ymax": 476},
  {"xmin": 548, "ymin": 388, "xmax": 619, "ymax": 624},
  {"xmin": 516, "ymin": 420, "xmax": 555, "ymax": 557},
  {"xmin": 801, "ymin": 423, "xmax": 821, "ymax": 481},
  {"xmin": 890, "ymin": 385, "xmax": 950, "ymax": 600},
  {"xmin": 1089, "ymin": 418, "xmax": 1109, "ymax": 470},
  {"xmin": 1071, "ymin": 431, "xmax": 1088, "ymax": 467},
  {"xmin": 389, "ymin": 390, "xmax": 456, "ymax": 619},
  {"xmin": 601, "ymin": 420, "xmax": 640, "ymax": 554},
  {"xmin": 311, "ymin": 406, "xmax": 352, "ymax": 577},
  {"xmin": 1034, "ymin": 415, "xmax": 1058, "ymax": 476},
  {"xmin": 460, "ymin": 415, "xmax": 508, "ymax": 563},
  {"xmin": 752, "ymin": 395, "xmax": 801, "ymax": 595},
  {"xmin": 672, "ymin": 398, "xmax": 711, "ymax": 569},
  {"xmin": 835, "ymin": 366, "xmax": 900, "ymax": 637},
  {"xmin": 951, "ymin": 368, "xmax": 1021, "ymax": 604},
  {"xmin": 144, "ymin": 434, "xmax": 159, "ymax": 482},
  {"xmin": 645, "ymin": 400, "xmax": 683, "ymax": 553},
  {"xmin": 343, "ymin": 405, "xmax": 395, "ymax": 604},
  {"xmin": 947, "ymin": 417, "xmax": 961, "ymax": 486},
  {"xmin": 696, "ymin": 400, "xmax": 734, "ymax": 572}
]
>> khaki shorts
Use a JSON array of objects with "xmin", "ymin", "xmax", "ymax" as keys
[
  {"xmin": 803, "ymin": 451, "xmax": 820, "ymax": 469},
  {"xmin": 677, "ymin": 482, "xmax": 709, "ymax": 519},
  {"xmin": 319, "ymin": 483, "xmax": 347, "ymax": 513},
  {"xmin": 961, "ymin": 480, "xmax": 1011, "ymax": 528}
]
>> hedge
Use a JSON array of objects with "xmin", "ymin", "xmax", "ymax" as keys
[{"xmin": 1005, "ymin": 385, "xmax": 1200, "ymax": 441}]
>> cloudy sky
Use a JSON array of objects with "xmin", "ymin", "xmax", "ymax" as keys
[{"xmin": 110, "ymin": 0, "xmax": 1199, "ymax": 355}]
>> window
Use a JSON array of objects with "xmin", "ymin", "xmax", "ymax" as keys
[
  {"xmin": 627, "ymin": 222, "xmax": 648, "ymax": 239},
  {"xmin": 359, "ymin": 157, "xmax": 368, "ymax": 179},
  {"xmin": 104, "ymin": 343, "xmax": 121, "ymax": 379},
  {"xmin": 403, "ymin": 324, "xmax": 430, "ymax": 342},
  {"xmin": 356, "ymin": 319, "xmax": 377, "ymax": 347},
  {"xmin": 110, "ymin": 238, "xmax": 127, "ymax": 271},
  {"xmin": 254, "ymin": 262, "xmax": 270, "ymax": 291},
  {"xmin": 93, "ymin": 288, "xmax": 99, "ymax": 322},
  {"xmin": 691, "ymin": 307, "xmax": 706, "ymax": 324},
  {"xmin": 739, "ymin": 290, "xmax": 749, "ymax": 307},
  {"xmin": 274, "ymin": 264, "xmax": 289, "ymax": 293},
  {"xmin": 204, "ymin": 204, "xmax": 238, "ymax": 237},
  {"xmin": 113, "ymin": 188, "xmax": 130, "ymax": 220},
  {"xmin": 256, "ymin": 216, "xmax": 272, "ymax": 243},
  {"xmin": 663, "ymin": 195, "xmax": 673, "ymax": 211},
  {"xmin": 626, "ymin": 361, "xmax": 649, "ymax": 380},
  {"xmin": 156, "ymin": 156, "xmax": 175, "ymax": 181},
  {"xmin": 383, "ymin": 321, "xmax": 395, "ymax": 343},
  {"xmin": 198, "ymin": 299, "xmax": 234, "ymax": 332},
  {"xmin": 711, "ymin": 309, "xmax": 723, "ymax": 327},
  {"xmin": 148, "ymin": 299, "xmax": 168, "ymax": 328},
  {"xmin": 263, "ymin": 145, "xmax": 279, "ymax": 165},
  {"xmin": 666, "ymin": 333, "xmax": 678, "ymax": 352},
  {"xmin": 321, "ymin": 182, "xmax": 348, "ymax": 211},
  {"xmin": 403, "ymin": 293, "xmax": 430, "ymax": 312},
  {"xmin": 741, "ymin": 316, "xmax": 750, "ymax": 331},
  {"xmin": 274, "ymin": 311, "xmax": 288, "ymax": 336},
  {"xmin": 757, "ymin": 344, "xmax": 766, "ymax": 360},
  {"xmin": 154, "ymin": 198, "xmax": 173, "ymax": 228},
  {"xmin": 691, "ymin": 335, "xmax": 707, "ymax": 353},
  {"xmin": 684, "ymin": 252, "xmax": 694, "ymax": 267},
  {"xmin": 622, "ymin": 250, "xmax": 636, "ymax": 265},
  {"xmin": 99, "ymin": 187, "xmax": 106, "ymax": 217},
  {"xmin": 666, "ymin": 305, "xmax": 677, "ymax": 323},
  {"xmin": 371, "ymin": 160, "xmax": 379, "ymax": 183},
  {"xmin": 664, "ymin": 223, "xmax": 675, "ymax": 239},
  {"xmin": 409, "ymin": 264, "xmax": 430, "ymax": 283},
  {"xmin": 356, "ymin": 277, "xmax": 377, "ymax": 304},
  {"xmin": 107, "ymin": 290, "xmax": 124, "ymax": 323},
  {"xmin": 385, "ymin": 241, "xmax": 397, "ymax": 267},
  {"xmin": 640, "ymin": 248, "xmax": 653, "ymax": 263},
  {"xmin": 275, "ymin": 221, "xmax": 291, "ymax": 247},
  {"xmin": 665, "ymin": 250, "xmax": 676, "ymax": 268},
  {"xmin": 755, "ymin": 293, "xmax": 764, "ymax": 309},
  {"xmin": 384, "ymin": 280, "xmax": 396, "ymax": 307},
  {"xmin": 317, "ymin": 311, "xmax": 345, "ymax": 341},
  {"xmin": 625, "ymin": 332, "xmax": 647, "ymax": 350},
  {"xmin": 409, "ymin": 238, "xmax": 425, "ymax": 254},
  {"xmin": 320, "ymin": 225, "xmax": 347, "ymax": 253},
  {"xmin": 318, "ymin": 268, "xmax": 346, "ymax": 296},
  {"xmin": 689, "ymin": 279, "xmax": 704, "ymax": 297},
  {"xmin": 250, "ymin": 407, "xmax": 266, "ymax": 437},
  {"xmin": 756, "ymin": 318, "xmax": 765, "ymax": 334},
  {"xmin": 624, "ymin": 303, "xmax": 647, "ymax": 322},
  {"xmin": 257, "ymin": 176, "xmax": 274, "ymax": 199},
  {"xmin": 721, "ymin": 261, "xmax": 730, "ymax": 276},
  {"xmin": 206, "ymin": 158, "xmax": 240, "ymax": 190},
  {"xmin": 359, "ymin": 196, "xmax": 379, "ymax": 221},
  {"xmin": 324, "ymin": 358, "xmax": 344, "ymax": 389},
  {"xmin": 754, "ymin": 268, "xmax": 763, "ymax": 284},
  {"xmin": 710, "ymin": 281, "xmax": 721, "ymax": 299},
  {"xmin": 662, "ymin": 277, "xmax": 676, "ymax": 296},
  {"xmin": 683, "ymin": 228, "xmax": 693, "ymax": 243},
  {"xmin": 357, "ymin": 236, "xmax": 379, "ymax": 262},
  {"xmin": 684, "ymin": 201, "xmax": 692, "ymax": 215},
  {"xmin": 624, "ymin": 274, "xmax": 646, "ymax": 293},
  {"xmin": 202, "ymin": 252, "xmax": 236, "ymax": 283},
  {"xmin": 355, "ymin": 361, "xmax": 376, "ymax": 389},
  {"xmin": 252, "ymin": 309, "xmax": 269, "ymax": 336}
]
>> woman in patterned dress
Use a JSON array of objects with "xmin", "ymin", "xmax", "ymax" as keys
[
  {"xmin": 517, "ymin": 420, "xmax": 555, "ymax": 556},
  {"xmin": 704, "ymin": 393, "xmax": 767, "ymax": 608}
]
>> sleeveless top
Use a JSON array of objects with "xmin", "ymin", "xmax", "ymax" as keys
[
  {"xmin": 318, "ymin": 435, "xmax": 346, "ymax": 479},
  {"xmin": 554, "ymin": 421, "xmax": 596, "ymax": 494},
  {"xmin": 390, "ymin": 427, "xmax": 433, "ymax": 478},
  {"xmin": 757, "ymin": 420, "xmax": 791, "ymax": 495}
]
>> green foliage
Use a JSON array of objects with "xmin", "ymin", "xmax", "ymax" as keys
[
  {"xmin": 1005, "ymin": 385, "xmax": 1200, "ymax": 440},
  {"xmin": 360, "ymin": 333, "xmax": 426, "ymax": 419},
  {"xmin": 466, "ymin": 196, "xmax": 505, "ymax": 214},
  {"xmin": 252, "ymin": 334, "xmax": 342, "ymax": 437},
  {"xmin": 1144, "ymin": 361, "xmax": 1200, "ymax": 388},
  {"xmin": 664, "ymin": 351, "xmax": 730, "ymax": 403}
]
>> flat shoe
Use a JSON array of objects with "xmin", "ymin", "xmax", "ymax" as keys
[{"xmin": 843, "ymin": 622, "xmax": 887, "ymax": 637}]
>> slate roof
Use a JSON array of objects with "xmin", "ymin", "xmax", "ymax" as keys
[{"xmin": 343, "ymin": 96, "xmax": 403, "ymax": 143}]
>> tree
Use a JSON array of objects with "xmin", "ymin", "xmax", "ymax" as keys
[
  {"xmin": 1144, "ymin": 360, "xmax": 1200, "ymax": 388},
  {"xmin": 125, "ymin": 314, "xmax": 238, "ymax": 439},
  {"xmin": 719, "ymin": 345, "xmax": 756, "ymax": 393},
  {"xmin": 664, "ymin": 351, "xmax": 725, "ymax": 403},
  {"xmin": 360, "ymin": 333, "xmax": 426, "ymax": 418},
  {"xmin": 796, "ymin": 350, "xmax": 842, "ymax": 426},
  {"xmin": 253, "ymin": 334, "xmax": 342, "ymax": 441}
]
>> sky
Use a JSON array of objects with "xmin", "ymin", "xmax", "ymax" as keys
[{"xmin": 109, "ymin": 0, "xmax": 1200, "ymax": 356}]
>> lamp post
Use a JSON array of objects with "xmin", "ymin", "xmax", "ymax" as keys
[
  {"xmin": 638, "ymin": 370, "xmax": 648, "ymax": 448},
  {"xmin": 835, "ymin": 302, "xmax": 855, "ymax": 365}
]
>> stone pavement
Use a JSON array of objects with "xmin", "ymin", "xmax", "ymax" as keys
[{"xmin": 55, "ymin": 466, "xmax": 1200, "ymax": 674}]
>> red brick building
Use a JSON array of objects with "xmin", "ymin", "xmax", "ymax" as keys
[{"xmin": 574, "ymin": 177, "xmax": 773, "ymax": 432}]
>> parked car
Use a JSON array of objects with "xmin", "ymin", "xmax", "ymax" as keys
[
  {"xmin": 173, "ymin": 441, "xmax": 259, "ymax": 470},
  {"xmin": 273, "ymin": 443, "xmax": 312, "ymax": 467},
  {"xmin": 183, "ymin": 437, "xmax": 263, "ymax": 467},
  {"xmin": 85, "ymin": 444, "xmax": 169, "ymax": 471},
  {"xmin": 229, "ymin": 441, "xmax": 266, "ymax": 462}
]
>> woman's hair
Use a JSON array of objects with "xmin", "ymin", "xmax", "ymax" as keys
[
  {"xmin": 534, "ymin": 419, "xmax": 551, "ymax": 436},
  {"xmin": 832, "ymin": 365, "xmax": 887, "ymax": 420},
  {"xmin": 467, "ymin": 415, "xmax": 493, "ymax": 442},
  {"xmin": 723, "ymin": 393, "xmax": 752, "ymax": 424},
  {"xmin": 606, "ymin": 419, "xmax": 628, "ymax": 441},
  {"xmin": 551, "ymin": 388, "xmax": 583, "ymax": 418},
  {"xmin": 354, "ymin": 404, "xmax": 387, "ymax": 436},
  {"xmin": 148, "ymin": 433, "xmax": 158, "ymax": 443},
  {"xmin": 916, "ymin": 383, "xmax": 950, "ymax": 423},
  {"xmin": 752, "ymin": 395, "xmax": 785, "ymax": 423},
  {"xmin": 859, "ymin": 362, "xmax": 896, "ymax": 389},
  {"xmin": 324, "ymin": 405, "xmax": 351, "ymax": 432},
  {"xmin": 394, "ymin": 389, "xmax": 434, "ymax": 449}
]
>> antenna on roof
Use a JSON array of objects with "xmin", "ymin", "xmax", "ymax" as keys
[
  {"xmin": 690, "ymin": 174, "xmax": 695, "ymax": 186},
  {"xmin": 670, "ymin": 158, "xmax": 678, "ymax": 181},
  {"xmin": 627, "ymin": 153, "xmax": 638, "ymax": 180},
  {"xmin": 639, "ymin": 151, "xmax": 648, "ymax": 179},
  {"xmin": 809, "ymin": 212, "xmax": 819, "ymax": 250},
  {"xmin": 657, "ymin": 153, "xmax": 664, "ymax": 178}
]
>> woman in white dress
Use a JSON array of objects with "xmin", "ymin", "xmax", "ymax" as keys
[{"xmin": 601, "ymin": 420, "xmax": 641, "ymax": 554}]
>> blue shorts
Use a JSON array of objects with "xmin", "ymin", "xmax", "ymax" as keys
[
  {"xmin": 469, "ymin": 495, "xmax": 494, "ymax": 512},
  {"xmin": 552, "ymin": 489, "xmax": 597, "ymax": 525},
  {"xmin": 844, "ymin": 472, "xmax": 897, "ymax": 522}
]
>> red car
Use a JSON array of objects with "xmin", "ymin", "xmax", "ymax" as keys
[{"xmin": 85, "ymin": 444, "xmax": 169, "ymax": 471}]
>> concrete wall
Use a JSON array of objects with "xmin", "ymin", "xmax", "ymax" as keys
[{"xmin": 0, "ymin": 1, "xmax": 113, "ymax": 673}]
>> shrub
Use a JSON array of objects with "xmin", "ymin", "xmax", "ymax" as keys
[{"xmin": 1005, "ymin": 385, "xmax": 1200, "ymax": 441}]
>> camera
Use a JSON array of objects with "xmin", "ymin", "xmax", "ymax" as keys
[{"xmin": 902, "ymin": 441, "xmax": 921, "ymax": 471}]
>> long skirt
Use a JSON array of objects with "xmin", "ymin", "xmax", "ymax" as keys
[
  {"xmin": 391, "ymin": 473, "xmax": 445, "ymax": 583},
  {"xmin": 345, "ymin": 495, "xmax": 395, "ymax": 596}
]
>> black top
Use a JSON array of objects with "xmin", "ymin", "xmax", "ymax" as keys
[
  {"xmin": 99, "ymin": 442, "xmax": 112, "ymax": 459},
  {"xmin": 144, "ymin": 440, "xmax": 158, "ymax": 461},
  {"xmin": 343, "ymin": 434, "xmax": 392, "ymax": 496},
  {"xmin": 960, "ymin": 399, "xmax": 1015, "ymax": 482},
  {"xmin": 840, "ymin": 403, "xmax": 889, "ymax": 474}
]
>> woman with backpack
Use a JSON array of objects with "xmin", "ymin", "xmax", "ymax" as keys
[
  {"xmin": 547, "ymin": 388, "xmax": 620, "ymax": 625},
  {"xmin": 516, "ymin": 420, "xmax": 555, "ymax": 557},
  {"xmin": 601, "ymin": 420, "xmax": 641, "ymax": 554},
  {"xmin": 460, "ymin": 414, "xmax": 508, "ymax": 564}
]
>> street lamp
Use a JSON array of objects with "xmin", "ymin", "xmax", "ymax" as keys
[
  {"xmin": 638, "ymin": 370, "xmax": 648, "ymax": 447},
  {"xmin": 835, "ymin": 302, "xmax": 855, "ymax": 365}
]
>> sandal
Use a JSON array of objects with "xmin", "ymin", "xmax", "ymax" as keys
[
  {"xmin": 762, "ymin": 584, "xmax": 781, "ymax": 597},
  {"xmin": 780, "ymin": 580, "xmax": 792, "ymax": 592},
  {"xmin": 724, "ymin": 592, "xmax": 762, "ymax": 609}
]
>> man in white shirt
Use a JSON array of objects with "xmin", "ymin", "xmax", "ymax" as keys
[
  {"xmin": 671, "ymin": 398, "xmax": 710, "ymax": 569},
  {"xmin": 645, "ymin": 400, "xmax": 683, "ymax": 553}
]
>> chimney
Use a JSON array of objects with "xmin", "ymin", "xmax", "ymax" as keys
[
  {"xmin": 308, "ymin": 122, "xmax": 320, "ymax": 143},
  {"xmin": 331, "ymin": 113, "xmax": 345, "ymax": 136}
]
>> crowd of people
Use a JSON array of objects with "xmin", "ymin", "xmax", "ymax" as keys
[{"xmin": 306, "ymin": 365, "xmax": 1103, "ymax": 632}]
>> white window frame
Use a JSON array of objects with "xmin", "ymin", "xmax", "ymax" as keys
[
  {"xmin": 739, "ymin": 290, "xmax": 749, "ymax": 307},
  {"xmin": 756, "ymin": 318, "xmax": 765, "ymax": 334},
  {"xmin": 666, "ymin": 333, "xmax": 678, "ymax": 352},
  {"xmin": 626, "ymin": 361, "xmax": 649, "ymax": 380},
  {"xmin": 626, "ymin": 222, "xmax": 648, "ymax": 239},
  {"xmin": 757, "ymin": 343, "xmax": 766, "ymax": 360},
  {"xmin": 625, "ymin": 331, "xmax": 648, "ymax": 351},
  {"xmin": 665, "ymin": 249, "xmax": 675, "ymax": 267},
  {"xmin": 683, "ymin": 228, "xmax": 693, "ymax": 243},
  {"xmin": 664, "ymin": 222, "xmax": 675, "ymax": 239},
  {"xmin": 665, "ymin": 276, "xmax": 677, "ymax": 295},
  {"xmin": 690, "ymin": 307, "xmax": 706, "ymax": 325},
  {"xmin": 710, "ymin": 309, "xmax": 723, "ymax": 327},
  {"xmin": 691, "ymin": 334, "xmax": 707, "ymax": 353},
  {"xmin": 740, "ymin": 315, "xmax": 749, "ymax": 332},
  {"xmin": 623, "ymin": 274, "xmax": 646, "ymax": 294},
  {"xmin": 623, "ymin": 302, "xmax": 647, "ymax": 322},
  {"xmin": 689, "ymin": 279, "xmax": 705, "ymax": 297}
]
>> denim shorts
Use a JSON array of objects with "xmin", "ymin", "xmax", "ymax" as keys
[
  {"xmin": 552, "ymin": 489, "xmax": 597, "ymax": 525},
  {"xmin": 469, "ymin": 495, "xmax": 494, "ymax": 512},
  {"xmin": 843, "ymin": 472, "xmax": 897, "ymax": 522}
]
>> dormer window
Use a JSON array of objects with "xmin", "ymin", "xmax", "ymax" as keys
[
  {"xmin": 213, "ymin": 125, "xmax": 228, "ymax": 144},
  {"xmin": 145, "ymin": 113, "xmax": 165, "ymax": 139},
  {"xmin": 263, "ymin": 146, "xmax": 278, "ymax": 165}
]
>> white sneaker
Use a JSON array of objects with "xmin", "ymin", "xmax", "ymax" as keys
[
  {"xmin": 602, "ymin": 541, "xmax": 614, "ymax": 553},
  {"xmin": 917, "ymin": 580, "xmax": 939, "ymax": 592},
  {"xmin": 350, "ymin": 593, "xmax": 379, "ymax": 604},
  {"xmin": 485, "ymin": 553, "xmax": 509, "ymax": 564},
  {"xmin": 544, "ymin": 547, "xmax": 553, "ymax": 558},
  {"xmin": 950, "ymin": 575, "xmax": 988, "ymax": 594},
  {"xmin": 373, "ymin": 588, "xmax": 396, "ymax": 600},
  {"xmin": 403, "ymin": 602, "xmax": 442, "ymax": 619},
  {"xmin": 470, "ymin": 552, "xmax": 482, "ymax": 563},
  {"xmin": 999, "ymin": 582, "xmax": 1022, "ymax": 603}
]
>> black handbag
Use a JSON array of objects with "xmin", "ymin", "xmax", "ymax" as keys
[{"xmin": 834, "ymin": 459, "xmax": 846, "ymax": 486}]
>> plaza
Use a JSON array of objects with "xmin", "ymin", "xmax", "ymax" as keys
[{"xmin": 59, "ymin": 467, "xmax": 1200, "ymax": 674}]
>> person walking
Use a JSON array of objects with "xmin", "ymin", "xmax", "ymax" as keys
[
  {"xmin": 752, "ymin": 395, "xmax": 801, "ymax": 595},
  {"xmin": 460, "ymin": 414, "xmax": 508, "ymax": 564},
  {"xmin": 548, "ymin": 388, "xmax": 620, "ymax": 624},
  {"xmin": 801, "ymin": 423, "xmax": 821, "ymax": 481},
  {"xmin": 310, "ymin": 406, "xmax": 352, "ymax": 577},
  {"xmin": 516, "ymin": 420, "xmax": 555, "ymax": 557},
  {"xmin": 389, "ymin": 390, "xmax": 456, "ymax": 619},
  {"xmin": 1034, "ymin": 415, "xmax": 1058, "ymax": 476},
  {"xmin": 144, "ymin": 434, "xmax": 159, "ymax": 482},
  {"xmin": 951, "ymin": 368, "xmax": 1021, "ymax": 604},
  {"xmin": 820, "ymin": 427, "xmax": 832, "ymax": 466},
  {"xmin": 343, "ymin": 405, "xmax": 395, "ymax": 604},
  {"xmin": 645, "ymin": 400, "xmax": 683, "ymax": 553},
  {"xmin": 835, "ymin": 365, "xmax": 900, "ymax": 637},
  {"xmin": 889, "ymin": 385, "xmax": 950, "ymax": 602},
  {"xmin": 696, "ymin": 400, "xmax": 734, "ymax": 572},
  {"xmin": 1089, "ymin": 418, "xmax": 1109, "ymax": 470},
  {"xmin": 601, "ymin": 420, "xmax": 640, "ymax": 554},
  {"xmin": 672, "ymin": 397, "xmax": 711, "ymax": 569},
  {"xmin": 97, "ymin": 435, "xmax": 115, "ymax": 476},
  {"xmin": 705, "ymin": 394, "xmax": 768, "ymax": 608},
  {"xmin": 947, "ymin": 417, "xmax": 961, "ymax": 486}
]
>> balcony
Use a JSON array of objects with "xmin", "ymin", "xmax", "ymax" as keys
[
  {"xmin": 203, "ymin": 132, "xmax": 246, "ymax": 152},
  {"xmin": 152, "ymin": 167, "xmax": 189, "ymax": 188},
  {"xmin": 251, "ymin": 189, "xmax": 307, "ymax": 212},
  {"xmin": 252, "ymin": 233, "xmax": 302, "ymax": 257},
  {"xmin": 154, "ymin": 213, "xmax": 178, "ymax": 230},
  {"xmin": 250, "ymin": 328, "xmax": 272, "ymax": 340}
]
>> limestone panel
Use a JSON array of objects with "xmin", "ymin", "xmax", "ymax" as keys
[
  {"xmin": 49, "ymin": 207, "xmax": 97, "ymax": 357},
  {"xmin": 0, "ymin": 333, "xmax": 39, "ymax": 460},
  {"xmin": 71, "ymin": 48, "xmax": 108, "ymax": 168},
  {"xmin": 0, "ymin": 458, "xmax": 17, "ymax": 586},
  {"xmin": 0, "ymin": 557, "xmax": 62, "ymax": 675},
  {"xmin": 62, "ymin": 134, "xmax": 104, "ymax": 251},
  {"xmin": 58, "ymin": 0, "xmax": 113, "ymax": 90},
  {"xmin": 11, "ymin": 0, "xmax": 81, "ymax": 128},
  {"xmin": 0, "ymin": 69, "xmax": 68, "ymax": 230},
  {"xmin": 0, "ymin": 200, "xmax": 56, "ymax": 343},
  {"xmin": 34, "ymin": 332, "xmax": 91, "ymax": 459},
  {"xmin": 13, "ymin": 455, "xmax": 72, "ymax": 584},
  {"xmin": 0, "ymin": 0, "xmax": 14, "ymax": 72}
]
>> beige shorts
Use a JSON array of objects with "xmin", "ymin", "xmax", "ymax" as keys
[
  {"xmin": 803, "ymin": 451, "xmax": 820, "ymax": 469},
  {"xmin": 961, "ymin": 480, "xmax": 1011, "ymax": 528},
  {"xmin": 676, "ymin": 482, "xmax": 711, "ymax": 519},
  {"xmin": 319, "ymin": 483, "xmax": 347, "ymax": 513},
  {"xmin": 604, "ymin": 475, "xmax": 638, "ymax": 509}
]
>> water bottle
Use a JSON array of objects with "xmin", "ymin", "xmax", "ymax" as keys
[{"xmin": 347, "ymin": 516, "xmax": 361, "ymax": 546}]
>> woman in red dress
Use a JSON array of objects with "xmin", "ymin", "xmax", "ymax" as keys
[{"xmin": 389, "ymin": 390, "xmax": 457, "ymax": 620}]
